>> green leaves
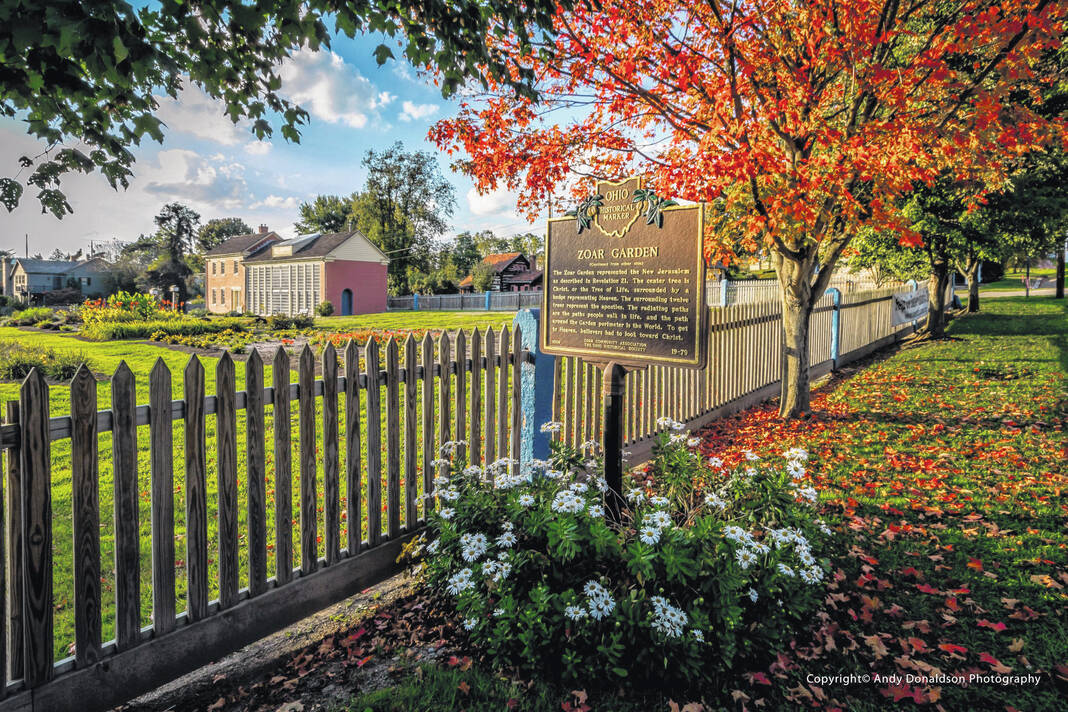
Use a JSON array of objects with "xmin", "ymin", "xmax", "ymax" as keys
[
  {"xmin": 632, "ymin": 188, "xmax": 678, "ymax": 228},
  {"xmin": 373, "ymin": 43, "xmax": 395, "ymax": 66},
  {"xmin": 563, "ymin": 193, "xmax": 604, "ymax": 234},
  {"xmin": 0, "ymin": 178, "xmax": 24, "ymax": 212}
]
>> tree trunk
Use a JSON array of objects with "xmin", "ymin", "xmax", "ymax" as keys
[
  {"xmin": 1024, "ymin": 258, "xmax": 1030, "ymax": 298},
  {"xmin": 1056, "ymin": 242, "xmax": 1065, "ymax": 300},
  {"xmin": 966, "ymin": 261, "xmax": 980, "ymax": 313},
  {"xmin": 776, "ymin": 256, "xmax": 815, "ymax": 418},
  {"xmin": 925, "ymin": 261, "xmax": 949, "ymax": 339}
]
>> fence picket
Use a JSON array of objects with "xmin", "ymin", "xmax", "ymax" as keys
[
  {"xmin": 5, "ymin": 401, "xmax": 22, "ymax": 682},
  {"xmin": 404, "ymin": 335, "xmax": 418, "ymax": 529},
  {"xmin": 272, "ymin": 347, "xmax": 293, "ymax": 583},
  {"xmin": 71, "ymin": 365, "xmax": 101, "ymax": 664},
  {"xmin": 469, "ymin": 328, "xmax": 482, "ymax": 464},
  {"xmin": 19, "ymin": 369, "xmax": 51, "ymax": 685},
  {"xmin": 111, "ymin": 362, "xmax": 141, "ymax": 650},
  {"xmin": 298, "ymin": 345, "xmax": 317, "ymax": 574},
  {"xmin": 184, "ymin": 357, "xmax": 209, "ymax": 620},
  {"xmin": 322, "ymin": 344, "xmax": 340, "ymax": 566},
  {"xmin": 511, "ymin": 326, "xmax": 522, "ymax": 465},
  {"xmin": 385, "ymin": 337, "xmax": 401, "ymax": 539},
  {"xmin": 497, "ymin": 327, "xmax": 509, "ymax": 460},
  {"xmin": 343, "ymin": 340, "xmax": 362, "ymax": 554},
  {"xmin": 420, "ymin": 333, "xmax": 434, "ymax": 517},
  {"xmin": 484, "ymin": 328, "xmax": 496, "ymax": 465},
  {"xmin": 438, "ymin": 332, "xmax": 452, "ymax": 478},
  {"xmin": 365, "ymin": 339, "xmax": 382, "ymax": 547},
  {"xmin": 216, "ymin": 354, "xmax": 238, "ymax": 609},
  {"xmin": 454, "ymin": 330, "xmax": 467, "ymax": 464},
  {"xmin": 245, "ymin": 351, "xmax": 267, "ymax": 596}
]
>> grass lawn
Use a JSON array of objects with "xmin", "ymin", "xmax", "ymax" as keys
[
  {"xmin": 341, "ymin": 297, "xmax": 1067, "ymax": 710},
  {"xmin": 966, "ymin": 267, "xmax": 1065, "ymax": 292},
  {"xmin": 315, "ymin": 311, "xmax": 516, "ymax": 332},
  {"xmin": 0, "ymin": 326, "xmax": 513, "ymax": 662}
]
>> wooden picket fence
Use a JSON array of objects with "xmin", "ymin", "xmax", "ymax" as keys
[{"xmin": 0, "ymin": 328, "xmax": 525, "ymax": 712}]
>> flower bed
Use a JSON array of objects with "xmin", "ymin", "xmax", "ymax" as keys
[{"xmin": 417, "ymin": 421, "xmax": 831, "ymax": 692}]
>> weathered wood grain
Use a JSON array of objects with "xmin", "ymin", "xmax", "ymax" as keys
[
  {"xmin": 245, "ymin": 351, "xmax": 267, "ymax": 596},
  {"xmin": 272, "ymin": 347, "xmax": 293, "ymax": 584},
  {"xmin": 184, "ymin": 356, "xmax": 209, "ymax": 621},
  {"xmin": 453, "ymin": 330, "xmax": 466, "ymax": 464},
  {"xmin": 6, "ymin": 401, "xmax": 23, "ymax": 680},
  {"xmin": 437, "ymin": 332, "xmax": 451, "ymax": 481},
  {"xmin": 19, "ymin": 369, "xmax": 52, "ymax": 686},
  {"xmin": 148, "ymin": 360, "xmax": 175, "ymax": 635},
  {"xmin": 71, "ymin": 365, "xmax": 102, "ymax": 665},
  {"xmin": 343, "ymin": 340, "xmax": 361, "ymax": 555},
  {"xmin": 298, "ymin": 345, "xmax": 317, "ymax": 575},
  {"xmin": 496, "ymin": 326, "xmax": 509, "ymax": 462},
  {"xmin": 110, "ymin": 362, "xmax": 140, "ymax": 651},
  {"xmin": 385, "ymin": 338, "xmax": 400, "ymax": 539},
  {"xmin": 420, "ymin": 333, "xmax": 434, "ymax": 519},
  {"xmin": 510, "ymin": 326, "xmax": 522, "ymax": 465},
  {"xmin": 469, "ymin": 328, "xmax": 481, "ymax": 464},
  {"xmin": 403, "ymin": 335, "xmax": 418, "ymax": 529},
  {"xmin": 215, "ymin": 354, "xmax": 239, "ymax": 609},
  {"xmin": 321, "ymin": 344, "xmax": 340, "ymax": 566},
  {"xmin": 483, "ymin": 328, "xmax": 496, "ymax": 467},
  {"xmin": 364, "ymin": 339, "xmax": 382, "ymax": 547}
]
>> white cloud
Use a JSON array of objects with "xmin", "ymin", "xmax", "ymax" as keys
[
  {"xmin": 467, "ymin": 187, "xmax": 516, "ymax": 216},
  {"xmin": 244, "ymin": 140, "xmax": 273, "ymax": 156},
  {"xmin": 249, "ymin": 194, "xmax": 300, "ymax": 210},
  {"xmin": 399, "ymin": 100, "xmax": 439, "ymax": 123},
  {"xmin": 141, "ymin": 149, "xmax": 251, "ymax": 210},
  {"xmin": 374, "ymin": 92, "xmax": 396, "ymax": 108},
  {"xmin": 278, "ymin": 49, "xmax": 382, "ymax": 129},
  {"xmin": 154, "ymin": 82, "xmax": 247, "ymax": 146}
]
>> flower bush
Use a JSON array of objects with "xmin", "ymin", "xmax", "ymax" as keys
[
  {"xmin": 81, "ymin": 291, "xmax": 172, "ymax": 325},
  {"xmin": 311, "ymin": 328, "xmax": 433, "ymax": 351},
  {"xmin": 82, "ymin": 316, "xmax": 250, "ymax": 341},
  {"xmin": 417, "ymin": 421, "xmax": 832, "ymax": 692},
  {"xmin": 150, "ymin": 327, "xmax": 256, "ymax": 353}
]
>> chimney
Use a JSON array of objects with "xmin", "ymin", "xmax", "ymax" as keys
[{"xmin": 258, "ymin": 224, "xmax": 269, "ymax": 234}]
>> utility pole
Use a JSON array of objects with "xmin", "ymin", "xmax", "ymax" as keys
[{"xmin": 25, "ymin": 233, "xmax": 28, "ymax": 257}]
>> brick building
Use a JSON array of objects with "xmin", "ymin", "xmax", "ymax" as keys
[{"xmin": 204, "ymin": 226, "xmax": 281, "ymax": 313}]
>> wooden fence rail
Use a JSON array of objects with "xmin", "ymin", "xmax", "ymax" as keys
[{"xmin": 0, "ymin": 330, "xmax": 526, "ymax": 712}]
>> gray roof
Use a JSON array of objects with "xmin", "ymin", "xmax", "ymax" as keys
[
  {"xmin": 244, "ymin": 231, "xmax": 366, "ymax": 262},
  {"xmin": 205, "ymin": 232, "xmax": 280, "ymax": 256},
  {"xmin": 14, "ymin": 258, "xmax": 84, "ymax": 275}
]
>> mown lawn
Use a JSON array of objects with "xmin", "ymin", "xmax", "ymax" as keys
[
  {"xmin": 341, "ymin": 297, "xmax": 1067, "ymax": 710},
  {"xmin": 315, "ymin": 311, "xmax": 515, "ymax": 332},
  {"xmin": 964, "ymin": 268, "xmax": 1065, "ymax": 292},
  {"xmin": 0, "ymin": 326, "xmax": 514, "ymax": 662}
]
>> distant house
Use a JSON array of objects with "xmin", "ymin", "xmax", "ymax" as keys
[
  {"xmin": 243, "ymin": 230, "xmax": 389, "ymax": 316},
  {"xmin": 204, "ymin": 225, "xmax": 283, "ymax": 313},
  {"xmin": 458, "ymin": 252, "xmax": 542, "ymax": 293},
  {"xmin": 0, "ymin": 256, "xmax": 108, "ymax": 302}
]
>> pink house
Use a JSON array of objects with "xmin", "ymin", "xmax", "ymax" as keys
[{"xmin": 243, "ymin": 230, "xmax": 389, "ymax": 316}]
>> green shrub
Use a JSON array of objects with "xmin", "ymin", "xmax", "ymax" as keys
[
  {"xmin": 81, "ymin": 317, "xmax": 249, "ymax": 341},
  {"xmin": 316, "ymin": 301, "xmax": 334, "ymax": 316},
  {"xmin": 291, "ymin": 314, "xmax": 314, "ymax": 329},
  {"xmin": 266, "ymin": 314, "xmax": 292, "ymax": 331},
  {"xmin": 10, "ymin": 307, "xmax": 54, "ymax": 325},
  {"xmin": 0, "ymin": 343, "xmax": 93, "ymax": 381},
  {"xmin": 418, "ymin": 425, "xmax": 830, "ymax": 693}
]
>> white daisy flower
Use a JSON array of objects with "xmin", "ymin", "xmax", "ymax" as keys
[
  {"xmin": 517, "ymin": 493, "xmax": 535, "ymax": 508},
  {"xmin": 496, "ymin": 530, "xmax": 517, "ymax": 547},
  {"xmin": 493, "ymin": 608, "xmax": 505, "ymax": 617},
  {"xmin": 438, "ymin": 488, "xmax": 460, "ymax": 502},
  {"xmin": 743, "ymin": 450, "xmax": 760, "ymax": 461},
  {"xmin": 639, "ymin": 525, "xmax": 662, "ymax": 546},
  {"xmin": 748, "ymin": 588, "xmax": 759, "ymax": 603},
  {"xmin": 587, "ymin": 504, "xmax": 604, "ymax": 518},
  {"xmin": 647, "ymin": 510, "xmax": 673, "ymax": 530},
  {"xmin": 784, "ymin": 447, "xmax": 808, "ymax": 461},
  {"xmin": 446, "ymin": 568, "xmax": 474, "ymax": 595},
  {"xmin": 463, "ymin": 617, "xmax": 477, "ymax": 630},
  {"xmin": 570, "ymin": 482, "xmax": 589, "ymax": 494},
  {"xmin": 705, "ymin": 493, "xmax": 727, "ymax": 510},
  {"xmin": 564, "ymin": 605, "xmax": 588, "ymax": 621},
  {"xmin": 687, "ymin": 437, "xmax": 701, "ymax": 448},
  {"xmin": 692, "ymin": 629, "xmax": 705, "ymax": 642},
  {"xmin": 777, "ymin": 563, "xmax": 795, "ymax": 577},
  {"xmin": 625, "ymin": 488, "xmax": 645, "ymax": 503},
  {"xmin": 649, "ymin": 495, "xmax": 669, "ymax": 508},
  {"xmin": 438, "ymin": 507, "xmax": 455, "ymax": 520},
  {"xmin": 539, "ymin": 421, "xmax": 563, "ymax": 433},
  {"xmin": 708, "ymin": 456, "xmax": 724, "ymax": 469},
  {"xmin": 426, "ymin": 538, "xmax": 441, "ymax": 555},
  {"xmin": 735, "ymin": 547, "xmax": 758, "ymax": 569}
]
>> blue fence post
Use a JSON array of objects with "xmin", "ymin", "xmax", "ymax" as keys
[
  {"xmin": 825, "ymin": 287, "xmax": 841, "ymax": 369},
  {"xmin": 513, "ymin": 308, "xmax": 555, "ymax": 470},
  {"xmin": 485, "ymin": 291, "xmax": 492, "ymax": 311},
  {"xmin": 412, "ymin": 293, "xmax": 419, "ymax": 311},
  {"xmin": 720, "ymin": 279, "xmax": 729, "ymax": 307}
]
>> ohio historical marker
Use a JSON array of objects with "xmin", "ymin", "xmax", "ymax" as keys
[{"xmin": 541, "ymin": 177, "xmax": 707, "ymax": 368}]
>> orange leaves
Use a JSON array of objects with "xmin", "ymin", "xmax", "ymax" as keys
[
  {"xmin": 977, "ymin": 619, "xmax": 1008, "ymax": 632},
  {"xmin": 937, "ymin": 642, "xmax": 968, "ymax": 658}
]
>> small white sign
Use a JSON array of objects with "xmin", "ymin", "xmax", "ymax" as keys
[{"xmin": 892, "ymin": 288, "xmax": 928, "ymax": 326}]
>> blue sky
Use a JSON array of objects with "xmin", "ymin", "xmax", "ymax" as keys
[{"xmin": 0, "ymin": 31, "xmax": 541, "ymax": 256}]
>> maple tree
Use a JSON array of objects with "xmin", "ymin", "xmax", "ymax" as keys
[{"xmin": 432, "ymin": 0, "xmax": 1067, "ymax": 417}]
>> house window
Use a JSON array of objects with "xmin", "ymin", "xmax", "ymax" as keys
[
  {"xmin": 211, "ymin": 289, "xmax": 216, "ymax": 304},
  {"xmin": 212, "ymin": 261, "xmax": 217, "ymax": 275},
  {"xmin": 220, "ymin": 290, "xmax": 225, "ymax": 306},
  {"xmin": 233, "ymin": 259, "xmax": 238, "ymax": 275},
  {"xmin": 86, "ymin": 277, "xmax": 91, "ymax": 286}
]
